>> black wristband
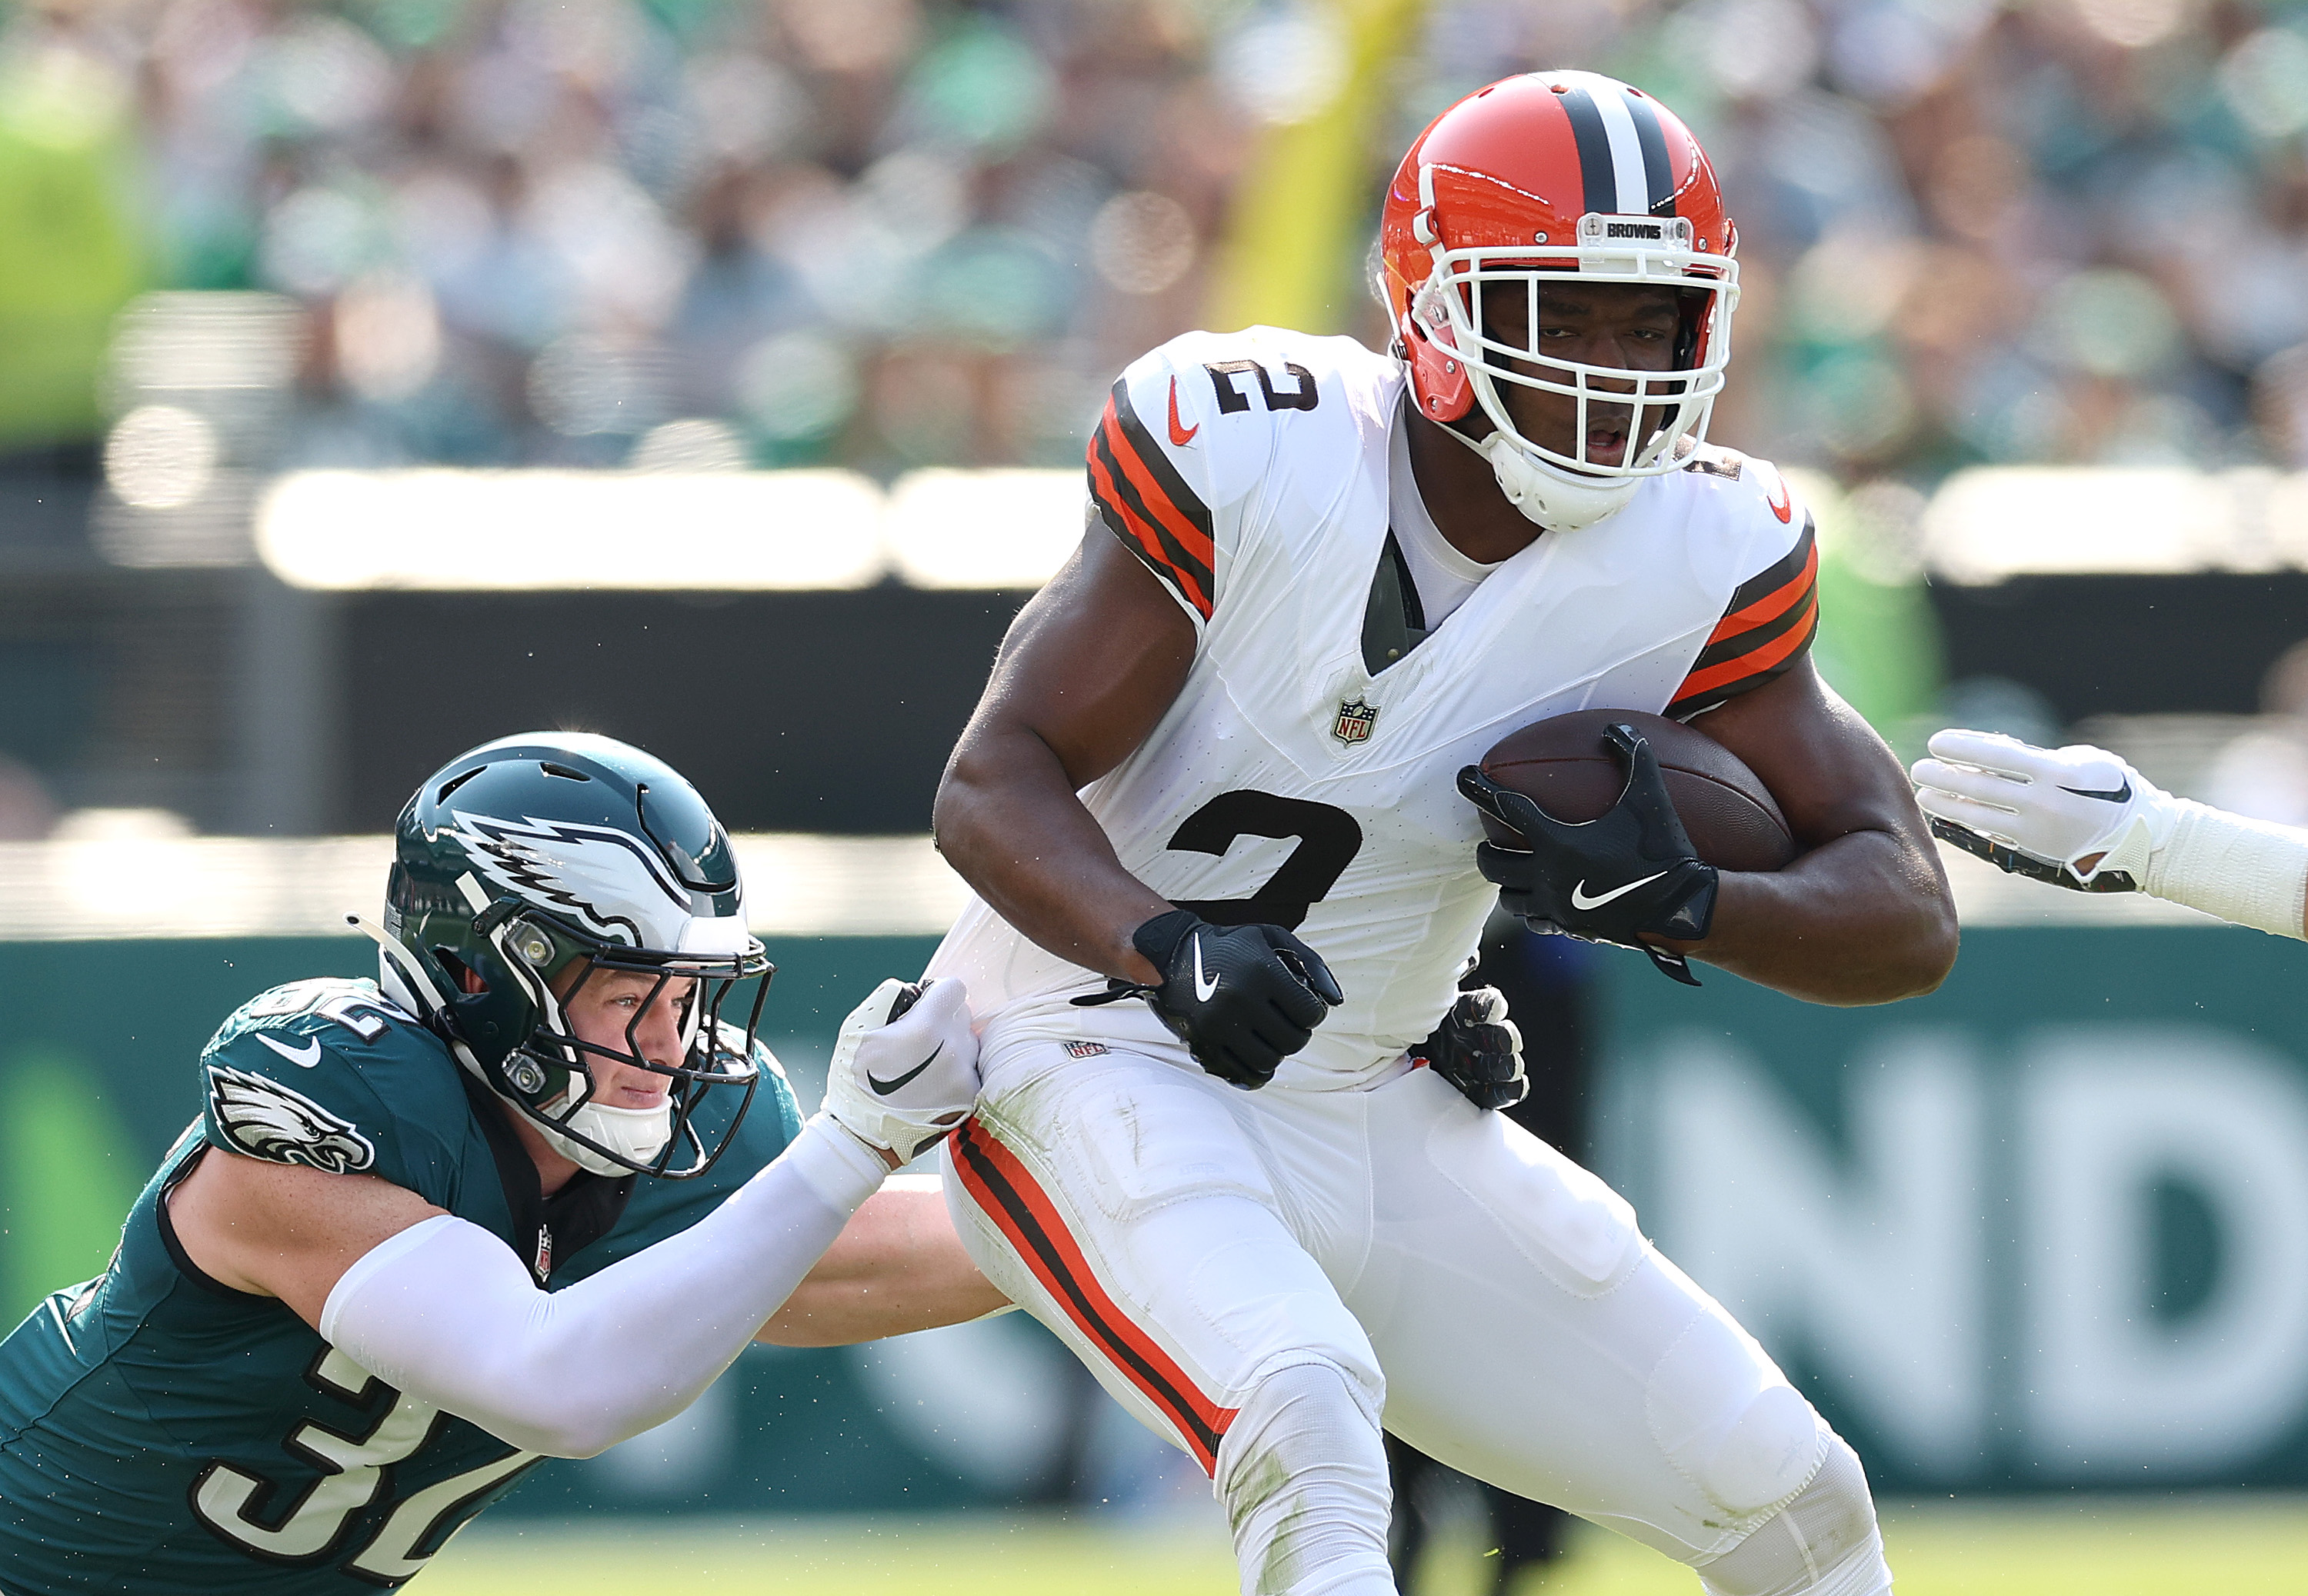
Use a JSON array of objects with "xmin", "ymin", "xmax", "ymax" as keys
[{"xmin": 1131, "ymin": 908, "xmax": 1202, "ymax": 971}]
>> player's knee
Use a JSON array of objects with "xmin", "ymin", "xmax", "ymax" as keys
[
  {"xmin": 1216, "ymin": 1359, "xmax": 1393, "ymax": 1596},
  {"xmin": 1219, "ymin": 1357, "xmax": 1385, "ymax": 1494},
  {"xmin": 1696, "ymin": 1434, "xmax": 1887, "ymax": 1596},
  {"xmin": 1649, "ymin": 1314, "xmax": 1823, "ymax": 1519},
  {"xmin": 1694, "ymin": 1382, "xmax": 1823, "ymax": 1517}
]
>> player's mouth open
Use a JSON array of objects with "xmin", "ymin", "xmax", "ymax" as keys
[{"xmin": 1584, "ymin": 425, "xmax": 1629, "ymax": 462}]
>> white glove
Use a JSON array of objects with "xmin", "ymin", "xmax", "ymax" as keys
[
  {"xmin": 1910, "ymin": 728, "xmax": 2174, "ymax": 891},
  {"xmin": 820, "ymin": 978, "xmax": 980, "ymax": 1164},
  {"xmin": 1913, "ymin": 728, "xmax": 2308, "ymax": 938}
]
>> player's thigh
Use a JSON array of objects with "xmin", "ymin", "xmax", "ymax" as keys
[
  {"xmin": 942, "ymin": 1041, "xmax": 1380, "ymax": 1467},
  {"xmin": 1349, "ymin": 1067, "xmax": 1825, "ymax": 1564}
]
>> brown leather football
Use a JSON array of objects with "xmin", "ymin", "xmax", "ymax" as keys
[{"xmin": 1476, "ymin": 708, "xmax": 1797, "ymax": 873}]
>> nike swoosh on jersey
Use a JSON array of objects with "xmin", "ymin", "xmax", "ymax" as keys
[
  {"xmin": 1569, "ymin": 870, "xmax": 1669, "ymax": 911},
  {"xmin": 2058, "ymin": 780, "xmax": 2133, "ymax": 803},
  {"xmin": 255, "ymin": 1033, "xmax": 323, "ymax": 1068},
  {"xmin": 1764, "ymin": 475, "xmax": 1793, "ymax": 524},
  {"xmin": 868, "ymin": 1044, "xmax": 941, "ymax": 1097},
  {"xmin": 1192, "ymin": 935, "xmax": 1219, "ymax": 1001},
  {"xmin": 1167, "ymin": 375, "xmax": 1199, "ymax": 447}
]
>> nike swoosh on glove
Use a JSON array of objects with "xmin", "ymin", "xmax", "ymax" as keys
[
  {"xmin": 1456, "ymin": 722, "xmax": 1719, "ymax": 986},
  {"xmin": 822, "ymin": 978, "xmax": 981, "ymax": 1163},
  {"xmin": 1413, "ymin": 987, "xmax": 1526, "ymax": 1111},
  {"xmin": 1074, "ymin": 909, "xmax": 1344, "ymax": 1089},
  {"xmin": 1910, "ymin": 729, "xmax": 2173, "ymax": 892}
]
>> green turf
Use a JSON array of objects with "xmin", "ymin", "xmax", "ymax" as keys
[{"xmin": 425, "ymin": 1497, "xmax": 2308, "ymax": 1594}]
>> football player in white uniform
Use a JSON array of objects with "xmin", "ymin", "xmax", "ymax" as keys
[
  {"xmin": 927, "ymin": 75, "xmax": 1956, "ymax": 1596},
  {"xmin": 1915, "ymin": 728, "xmax": 2308, "ymax": 936}
]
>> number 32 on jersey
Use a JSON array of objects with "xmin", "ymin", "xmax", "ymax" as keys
[{"xmin": 192, "ymin": 1348, "xmax": 536, "ymax": 1581}]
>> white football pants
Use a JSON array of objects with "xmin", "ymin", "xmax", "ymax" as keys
[{"xmin": 944, "ymin": 1037, "xmax": 1889, "ymax": 1596}]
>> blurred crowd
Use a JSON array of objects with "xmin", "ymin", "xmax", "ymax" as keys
[{"xmin": 3, "ymin": 0, "xmax": 2306, "ymax": 482}]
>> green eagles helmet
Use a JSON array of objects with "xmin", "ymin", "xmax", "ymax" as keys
[{"xmin": 375, "ymin": 731, "xmax": 771, "ymax": 1179}]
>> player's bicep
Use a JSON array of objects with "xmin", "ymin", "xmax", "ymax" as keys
[
  {"xmin": 165, "ymin": 1147, "xmax": 445, "ymax": 1329},
  {"xmin": 962, "ymin": 522, "xmax": 1197, "ymax": 788},
  {"xmin": 1699, "ymin": 659, "xmax": 1928, "ymax": 855}
]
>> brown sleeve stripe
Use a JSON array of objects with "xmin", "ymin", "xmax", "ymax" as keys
[
  {"xmin": 1087, "ymin": 381, "xmax": 1216, "ymax": 619},
  {"xmin": 1707, "ymin": 520, "xmax": 1816, "ymax": 648},
  {"xmin": 1666, "ymin": 592, "xmax": 1817, "ymax": 717},
  {"xmin": 1666, "ymin": 518, "xmax": 1820, "ymax": 718},
  {"xmin": 951, "ymin": 1118, "xmax": 1237, "ymax": 1474}
]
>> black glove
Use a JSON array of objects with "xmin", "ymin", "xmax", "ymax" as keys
[
  {"xmin": 1412, "ymin": 987, "xmax": 1526, "ymax": 1110},
  {"xmin": 1456, "ymin": 723, "xmax": 1718, "ymax": 987},
  {"xmin": 1073, "ymin": 908, "xmax": 1344, "ymax": 1088}
]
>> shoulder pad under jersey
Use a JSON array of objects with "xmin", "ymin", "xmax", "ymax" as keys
[
  {"xmin": 200, "ymin": 978, "xmax": 469, "ymax": 1197},
  {"xmin": 1089, "ymin": 328, "xmax": 1397, "ymax": 627}
]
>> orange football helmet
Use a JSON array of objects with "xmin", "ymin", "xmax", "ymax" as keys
[{"xmin": 1379, "ymin": 72, "xmax": 1739, "ymax": 530}]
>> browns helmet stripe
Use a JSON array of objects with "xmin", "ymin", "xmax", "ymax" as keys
[
  {"xmin": 1586, "ymin": 82, "xmax": 1657, "ymax": 217},
  {"xmin": 1624, "ymin": 92, "xmax": 1676, "ymax": 215},
  {"xmin": 952, "ymin": 1119, "xmax": 1236, "ymax": 1471},
  {"xmin": 1556, "ymin": 85, "xmax": 1619, "ymax": 216}
]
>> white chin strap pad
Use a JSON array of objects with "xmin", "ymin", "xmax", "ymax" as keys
[
  {"xmin": 1478, "ymin": 431, "xmax": 1639, "ymax": 532},
  {"xmin": 541, "ymin": 1097, "xmax": 673, "ymax": 1177}
]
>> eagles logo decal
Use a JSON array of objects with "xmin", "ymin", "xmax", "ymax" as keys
[
  {"xmin": 206, "ymin": 1065, "xmax": 377, "ymax": 1175},
  {"xmin": 448, "ymin": 810, "xmax": 694, "ymax": 948}
]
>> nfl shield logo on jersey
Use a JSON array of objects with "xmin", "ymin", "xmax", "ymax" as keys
[{"xmin": 1332, "ymin": 698, "xmax": 1378, "ymax": 745}]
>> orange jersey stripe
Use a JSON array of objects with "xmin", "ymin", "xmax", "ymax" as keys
[
  {"xmin": 1099, "ymin": 402, "xmax": 1216, "ymax": 575},
  {"xmin": 1087, "ymin": 435, "xmax": 1213, "ymax": 618},
  {"xmin": 1706, "ymin": 539, "xmax": 1818, "ymax": 646},
  {"xmin": 951, "ymin": 1119, "xmax": 1236, "ymax": 1471},
  {"xmin": 1677, "ymin": 590, "xmax": 1818, "ymax": 700}
]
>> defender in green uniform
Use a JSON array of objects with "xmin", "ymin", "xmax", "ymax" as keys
[{"xmin": 0, "ymin": 734, "xmax": 999, "ymax": 1591}]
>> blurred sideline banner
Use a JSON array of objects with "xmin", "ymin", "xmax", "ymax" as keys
[
  {"xmin": 1602, "ymin": 922, "xmax": 2308, "ymax": 1493},
  {"xmin": 5, "ymin": 923, "xmax": 2306, "ymax": 1508}
]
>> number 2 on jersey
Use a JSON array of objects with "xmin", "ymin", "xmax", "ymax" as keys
[
  {"xmin": 1166, "ymin": 791, "xmax": 1362, "ymax": 931},
  {"xmin": 1203, "ymin": 359, "xmax": 1320, "ymax": 415}
]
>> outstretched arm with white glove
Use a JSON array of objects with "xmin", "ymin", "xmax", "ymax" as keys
[
  {"xmin": 313, "ymin": 978, "xmax": 990, "ymax": 1457},
  {"xmin": 1913, "ymin": 729, "xmax": 2308, "ymax": 939}
]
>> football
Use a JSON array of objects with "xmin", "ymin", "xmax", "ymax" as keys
[{"xmin": 1476, "ymin": 708, "xmax": 1797, "ymax": 873}]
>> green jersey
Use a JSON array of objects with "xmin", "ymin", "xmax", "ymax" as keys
[{"xmin": 0, "ymin": 976, "xmax": 799, "ymax": 1593}]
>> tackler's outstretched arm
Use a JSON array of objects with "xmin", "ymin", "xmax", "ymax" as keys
[
  {"xmin": 172, "ymin": 982, "xmax": 989, "ymax": 1456},
  {"xmin": 1913, "ymin": 728, "xmax": 2308, "ymax": 937}
]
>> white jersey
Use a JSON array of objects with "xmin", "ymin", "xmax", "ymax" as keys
[{"xmin": 929, "ymin": 327, "xmax": 1818, "ymax": 1090}]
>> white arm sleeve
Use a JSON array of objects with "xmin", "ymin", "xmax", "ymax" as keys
[
  {"xmin": 2146, "ymin": 801, "xmax": 2308, "ymax": 939},
  {"xmin": 318, "ymin": 1113, "xmax": 888, "ymax": 1458}
]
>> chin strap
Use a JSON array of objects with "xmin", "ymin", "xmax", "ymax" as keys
[
  {"xmin": 348, "ymin": 911, "xmax": 456, "ymax": 1019},
  {"xmin": 537, "ymin": 1092, "xmax": 675, "ymax": 1177},
  {"xmin": 1473, "ymin": 428, "xmax": 1640, "ymax": 531}
]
